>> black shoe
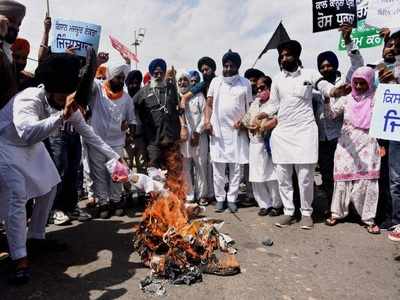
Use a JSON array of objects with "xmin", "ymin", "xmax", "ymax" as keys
[
  {"xmin": 258, "ymin": 208, "xmax": 271, "ymax": 216},
  {"xmin": 69, "ymin": 207, "xmax": 92, "ymax": 222},
  {"xmin": 379, "ymin": 220, "xmax": 395, "ymax": 230},
  {"xmin": 110, "ymin": 201, "xmax": 125, "ymax": 217},
  {"xmin": 269, "ymin": 207, "xmax": 283, "ymax": 217},
  {"xmin": 96, "ymin": 204, "xmax": 111, "ymax": 219},
  {"xmin": 9, "ymin": 258, "xmax": 31, "ymax": 285}
]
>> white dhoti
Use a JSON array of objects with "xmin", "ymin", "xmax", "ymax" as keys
[{"xmin": 275, "ymin": 164, "xmax": 315, "ymax": 217}]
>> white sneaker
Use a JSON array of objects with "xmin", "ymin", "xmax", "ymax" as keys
[{"xmin": 53, "ymin": 210, "xmax": 70, "ymax": 225}]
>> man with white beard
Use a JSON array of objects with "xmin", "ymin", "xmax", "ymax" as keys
[{"xmin": 177, "ymin": 70, "xmax": 208, "ymax": 204}]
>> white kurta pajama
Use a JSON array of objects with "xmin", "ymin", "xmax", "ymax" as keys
[
  {"xmin": 87, "ymin": 81, "xmax": 136, "ymax": 205},
  {"xmin": 263, "ymin": 68, "xmax": 334, "ymax": 216},
  {"xmin": 0, "ymin": 87, "xmax": 119, "ymax": 260},
  {"xmin": 241, "ymin": 99, "xmax": 282, "ymax": 210},
  {"xmin": 181, "ymin": 92, "xmax": 208, "ymax": 202},
  {"xmin": 207, "ymin": 75, "xmax": 252, "ymax": 203}
]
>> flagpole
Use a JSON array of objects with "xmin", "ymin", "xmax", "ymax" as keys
[
  {"xmin": 46, "ymin": 0, "xmax": 50, "ymax": 17},
  {"xmin": 251, "ymin": 57, "xmax": 259, "ymax": 68}
]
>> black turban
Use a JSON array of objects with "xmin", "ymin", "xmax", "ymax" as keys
[
  {"xmin": 197, "ymin": 56, "xmax": 216, "ymax": 72},
  {"xmin": 244, "ymin": 68, "xmax": 265, "ymax": 80},
  {"xmin": 317, "ymin": 51, "xmax": 339, "ymax": 71},
  {"xmin": 148, "ymin": 58, "xmax": 167, "ymax": 75},
  {"xmin": 35, "ymin": 54, "xmax": 81, "ymax": 94},
  {"xmin": 126, "ymin": 70, "xmax": 143, "ymax": 84},
  {"xmin": 222, "ymin": 49, "xmax": 241, "ymax": 68},
  {"xmin": 277, "ymin": 40, "xmax": 302, "ymax": 58},
  {"xmin": 0, "ymin": 0, "xmax": 26, "ymax": 19}
]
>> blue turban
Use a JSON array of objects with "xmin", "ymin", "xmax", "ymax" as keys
[
  {"xmin": 222, "ymin": 50, "xmax": 241, "ymax": 68},
  {"xmin": 188, "ymin": 70, "xmax": 201, "ymax": 83},
  {"xmin": 148, "ymin": 58, "xmax": 167, "ymax": 75},
  {"xmin": 317, "ymin": 51, "xmax": 339, "ymax": 71}
]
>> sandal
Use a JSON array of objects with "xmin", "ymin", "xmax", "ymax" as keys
[
  {"xmin": 366, "ymin": 224, "xmax": 380, "ymax": 235},
  {"xmin": 198, "ymin": 198, "xmax": 209, "ymax": 206},
  {"xmin": 325, "ymin": 216, "xmax": 338, "ymax": 226}
]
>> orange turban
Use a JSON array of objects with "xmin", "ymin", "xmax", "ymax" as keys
[
  {"xmin": 95, "ymin": 64, "xmax": 108, "ymax": 79},
  {"xmin": 11, "ymin": 38, "xmax": 30, "ymax": 57}
]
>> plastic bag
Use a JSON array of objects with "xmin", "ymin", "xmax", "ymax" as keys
[{"xmin": 105, "ymin": 158, "xmax": 130, "ymax": 183}]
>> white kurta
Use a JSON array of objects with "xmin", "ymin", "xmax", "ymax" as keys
[
  {"xmin": 89, "ymin": 81, "xmax": 136, "ymax": 148},
  {"xmin": 0, "ymin": 87, "xmax": 119, "ymax": 210},
  {"xmin": 181, "ymin": 92, "xmax": 206, "ymax": 158},
  {"xmin": 242, "ymin": 99, "xmax": 277, "ymax": 182},
  {"xmin": 207, "ymin": 75, "xmax": 252, "ymax": 164},
  {"xmin": 263, "ymin": 68, "xmax": 334, "ymax": 164}
]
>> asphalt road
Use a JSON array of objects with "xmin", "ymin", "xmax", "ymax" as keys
[{"xmin": 1, "ymin": 190, "xmax": 400, "ymax": 300}]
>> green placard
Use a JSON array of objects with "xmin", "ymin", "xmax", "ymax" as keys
[{"xmin": 338, "ymin": 20, "xmax": 384, "ymax": 50}]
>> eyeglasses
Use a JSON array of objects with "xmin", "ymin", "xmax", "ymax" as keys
[{"xmin": 257, "ymin": 85, "xmax": 266, "ymax": 91}]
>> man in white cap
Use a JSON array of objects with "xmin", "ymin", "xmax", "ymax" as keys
[
  {"xmin": 86, "ymin": 53, "xmax": 136, "ymax": 219},
  {"xmin": 0, "ymin": 0, "xmax": 26, "ymax": 109}
]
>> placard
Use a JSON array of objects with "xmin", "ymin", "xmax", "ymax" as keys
[
  {"xmin": 370, "ymin": 84, "xmax": 400, "ymax": 141},
  {"xmin": 313, "ymin": 0, "xmax": 358, "ymax": 32},
  {"xmin": 51, "ymin": 18, "xmax": 101, "ymax": 57}
]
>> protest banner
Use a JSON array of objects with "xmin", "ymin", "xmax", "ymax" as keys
[
  {"xmin": 338, "ymin": 20, "xmax": 383, "ymax": 50},
  {"xmin": 312, "ymin": 0, "xmax": 358, "ymax": 32},
  {"xmin": 51, "ymin": 19, "xmax": 101, "ymax": 57},
  {"xmin": 370, "ymin": 84, "xmax": 400, "ymax": 142},
  {"xmin": 109, "ymin": 35, "xmax": 139, "ymax": 63},
  {"xmin": 356, "ymin": 0, "xmax": 368, "ymax": 20},
  {"xmin": 366, "ymin": 0, "xmax": 400, "ymax": 28}
]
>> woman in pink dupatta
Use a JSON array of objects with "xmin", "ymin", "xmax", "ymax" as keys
[{"xmin": 324, "ymin": 66, "xmax": 382, "ymax": 234}]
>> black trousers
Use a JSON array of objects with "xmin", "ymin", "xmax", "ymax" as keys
[{"xmin": 318, "ymin": 139, "xmax": 338, "ymax": 206}]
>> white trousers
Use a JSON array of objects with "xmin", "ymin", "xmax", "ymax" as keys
[
  {"xmin": 252, "ymin": 181, "xmax": 282, "ymax": 209},
  {"xmin": 275, "ymin": 164, "xmax": 315, "ymax": 217},
  {"xmin": 5, "ymin": 187, "xmax": 56, "ymax": 260},
  {"xmin": 212, "ymin": 162, "xmax": 241, "ymax": 203},
  {"xmin": 82, "ymin": 143, "xmax": 94, "ymax": 198},
  {"xmin": 182, "ymin": 141, "xmax": 208, "ymax": 201},
  {"xmin": 87, "ymin": 144, "xmax": 124, "ymax": 205}
]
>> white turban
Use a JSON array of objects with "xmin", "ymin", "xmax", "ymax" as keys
[
  {"xmin": 107, "ymin": 64, "xmax": 130, "ymax": 80},
  {"xmin": 0, "ymin": 0, "xmax": 26, "ymax": 19},
  {"xmin": 176, "ymin": 69, "xmax": 190, "ymax": 81}
]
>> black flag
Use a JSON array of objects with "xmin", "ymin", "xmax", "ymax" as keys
[{"xmin": 257, "ymin": 22, "xmax": 290, "ymax": 59}]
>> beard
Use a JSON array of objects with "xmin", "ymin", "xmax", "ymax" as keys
[
  {"xmin": 47, "ymin": 98, "xmax": 64, "ymax": 111},
  {"xmin": 203, "ymin": 73, "xmax": 215, "ymax": 83},
  {"xmin": 128, "ymin": 87, "xmax": 141, "ymax": 97},
  {"xmin": 4, "ymin": 27, "xmax": 18, "ymax": 44}
]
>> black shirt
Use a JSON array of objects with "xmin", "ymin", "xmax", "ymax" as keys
[{"xmin": 134, "ymin": 83, "xmax": 180, "ymax": 146}]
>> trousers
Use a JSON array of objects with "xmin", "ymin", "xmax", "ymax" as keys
[
  {"xmin": 212, "ymin": 162, "xmax": 241, "ymax": 203},
  {"xmin": 275, "ymin": 164, "xmax": 315, "ymax": 217},
  {"xmin": 5, "ymin": 186, "xmax": 56, "ymax": 260},
  {"xmin": 87, "ymin": 144, "xmax": 124, "ymax": 205},
  {"xmin": 252, "ymin": 181, "xmax": 282, "ymax": 209}
]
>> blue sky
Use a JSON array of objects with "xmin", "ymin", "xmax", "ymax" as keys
[{"xmin": 19, "ymin": 0, "xmax": 387, "ymax": 78}]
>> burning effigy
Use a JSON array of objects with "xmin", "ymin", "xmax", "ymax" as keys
[{"xmin": 107, "ymin": 146, "xmax": 240, "ymax": 293}]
